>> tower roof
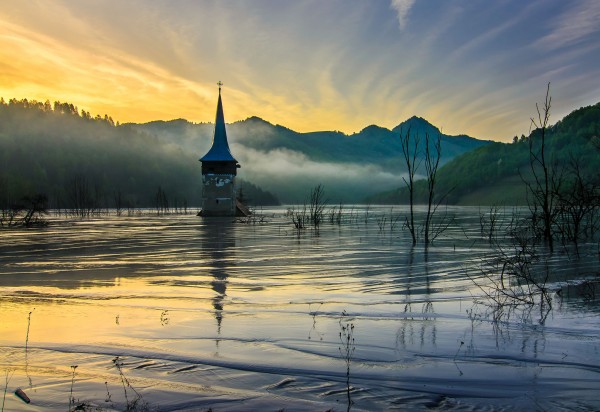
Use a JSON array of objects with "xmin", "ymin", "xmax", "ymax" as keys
[{"xmin": 200, "ymin": 84, "xmax": 238, "ymax": 163}]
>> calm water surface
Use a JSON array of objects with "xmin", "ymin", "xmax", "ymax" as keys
[{"xmin": 1, "ymin": 206, "xmax": 599, "ymax": 411}]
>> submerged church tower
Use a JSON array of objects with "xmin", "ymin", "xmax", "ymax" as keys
[{"xmin": 199, "ymin": 82, "xmax": 241, "ymax": 217}]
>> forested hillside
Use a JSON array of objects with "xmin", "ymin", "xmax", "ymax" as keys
[
  {"xmin": 132, "ymin": 115, "xmax": 489, "ymax": 169},
  {"xmin": 0, "ymin": 97, "xmax": 490, "ymax": 207},
  {"xmin": 369, "ymin": 101, "xmax": 600, "ymax": 205},
  {"xmin": 0, "ymin": 99, "xmax": 278, "ymax": 210},
  {"xmin": 4, "ymin": 97, "xmax": 597, "ymax": 209},
  {"xmin": 130, "ymin": 114, "xmax": 490, "ymax": 202}
]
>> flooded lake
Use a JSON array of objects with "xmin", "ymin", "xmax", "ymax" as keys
[{"xmin": 1, "ymin": 206, "xmax": 599, "ymax": 411}]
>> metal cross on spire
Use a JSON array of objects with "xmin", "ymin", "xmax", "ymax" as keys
[{"xmin": 217, "ymin": 81, "xmax": 223, "ymax": 93}]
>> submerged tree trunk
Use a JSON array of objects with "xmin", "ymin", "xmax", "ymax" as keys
[
  {"xmin": 424, "ymin": 132, "xmax": 441, "ymax": 245},
  {"xmin": 400, "ymin": 126, "xmax": 420, "ymax": 245},
  {"xmin": 526, "ymin": 83, "xmax": 557, "ymax": 252}
]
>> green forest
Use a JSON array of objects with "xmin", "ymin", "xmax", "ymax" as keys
[
  {"xmin": 0, "ymin": 98, "xmax": 279, "ymax": 211},
  {"xmin": 2, "ymin": 96, "xmax": 599, "ymax": 211},
  {"xmin": 0, "ymin": 97, "xmax": 489, "ymax": 208},
  {"xmin": 127, "ymin": 113, "xmax": 490, "ymax": 202},
  {"xmin": 368, "ymin": 101, "xmax": 600, "ymax": 205}
]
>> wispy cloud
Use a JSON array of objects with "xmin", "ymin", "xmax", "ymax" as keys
[
  {"xmin": 0, "ymin": 16, "xmax": 216, "ymax": 122},
  {"xmin": 1, "ymin": 1, "xmax": 599, "ymax": 142},
  {"xmin": 390, "ymin": 0, "xmax": 415, "ymax": 30},
  {"xmin": 535, "ymin": 0, "xmax": 600, "ymax": 49}
]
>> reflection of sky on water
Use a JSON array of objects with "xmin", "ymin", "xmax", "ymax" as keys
[{"xmin": 0, "ymin": 207, "xmax": 599, "ymax": 410}]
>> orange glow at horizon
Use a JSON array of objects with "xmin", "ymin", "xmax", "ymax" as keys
[
  {"xmin": 2, "ymin": 2, "xmax": 599, "ymax": 141},
  {"xmin": 0, "ymin": 18, "xmax": 368, "ymax": 135},
  {"xmin": 0, "ymin": 12, "xmax": 495, "ymax": 139}
]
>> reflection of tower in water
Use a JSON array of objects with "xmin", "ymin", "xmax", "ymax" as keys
[{"xmin": 201, "ymin": 220, "xmax": 235, "ymax": 342}]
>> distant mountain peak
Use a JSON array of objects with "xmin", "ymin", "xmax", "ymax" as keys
[
  {"xmin": 393, "ymin": 116, "xmax": 441, "ymax": 135},
  {"xmin": 359, "ymin": 124, "xmax": 391, "ymax": 134},
  {"xmin": 239, "ymin": 116, "xmax": 272, "ymax": 125}
]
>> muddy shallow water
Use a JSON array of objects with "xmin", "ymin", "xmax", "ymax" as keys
[{"xmin": 1, "ymin": 206, "xmax": 599, "ymax": 411}]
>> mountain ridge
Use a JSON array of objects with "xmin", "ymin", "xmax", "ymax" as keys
[
  {"xmin": 367, "ymin": 101, "xmax": 600, "ymax": 205},
  {"xmin": 127, "ymin": 113, "xmax": 491, "ymax": 202},
  {"xmin": 0, "ymin": 97, "xmax": 491, "ymax": 204}
]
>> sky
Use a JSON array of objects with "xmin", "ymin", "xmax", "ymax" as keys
[{"xmin": 1, "ymin": 0, "xmax": 599, "ymax": 142}]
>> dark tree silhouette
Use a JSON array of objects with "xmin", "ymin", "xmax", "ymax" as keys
[
  {"xmin": 400, "ymin": 126, "xmax": 420, "ymax": 245},
  {"xmin": 524, "ymin": 83, "xmax": 561, "ymax": 252},
  {"xmin": 424, "ymin": 132, "xmax": 442, "ymax": 245}
]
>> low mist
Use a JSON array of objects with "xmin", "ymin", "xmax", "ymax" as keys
[{"xmin": 233, "ymin": 146, "xmax": 402, "ymax": 203}]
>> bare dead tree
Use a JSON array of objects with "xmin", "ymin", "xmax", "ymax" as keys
[
  {"xmin": 155, "ymin": 186, "xmax": 169, "ymax": 215},
  {"xmin": 400, "ymin": 126, "xmax": 420, "ymax": 245},
  {"xmin": 525, "ymin": 83, "xmax": 560, "ymax": 252},
  {"xmin": 308, "ymin": 184, "xmax": 326, "ymax": 230},
  {"xmin": 114, "ymin": 188, "xmax": 123, "ymax": 216},
  {"xmin": 93, "ymin": 182, "xmax": 105, "ymax": 216},
  {"xmin": 67, "ymin": 175, "xmax": 93, "ymax": 218},
  {"xmin": 469, "ymin": 215, "xmax": 553, "ymax": 313},
  {"xmin": 1, "ymin": 194, "xmax": 48, "ymax": 227},
  {"xmin": 21, "ymin": 194, "xmax": 49, "ymax": 226},
  {"xmin": 555, "ymin": 154, "xmax": 600, "ymax": 256},
  {"xmin": 423, "ymin": 132, "xmax": 453, "ymax": 244},
  {"xmin": 480, "ymin": 205, "xmax": 502, "ymax": 243}
]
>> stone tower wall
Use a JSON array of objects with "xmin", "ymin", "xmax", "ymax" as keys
[{"xmin": 201, "ymin": 174, "xmax": 236, "ymax": 216}]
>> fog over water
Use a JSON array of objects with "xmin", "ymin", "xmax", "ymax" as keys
[
  {"xmin": 232, "ymin": 146, "xmax": 403, "ymax": 203},
  {"xmin": 1, "ymin": 207, "xmax": 599, "ymax": 411}
]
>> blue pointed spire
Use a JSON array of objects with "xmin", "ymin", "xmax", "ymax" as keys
[{"xmin": 200, "ymin": 83, "xmax": 238, "ymax": 163}]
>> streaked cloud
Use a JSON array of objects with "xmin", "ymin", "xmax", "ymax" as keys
[
  {"xmin": 535, "ymin": 0, "xmax": 600, "ymax": 49},
  {"xmin": 1, "ymin": 1, "xmax": 598, "ymax": 142}
]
